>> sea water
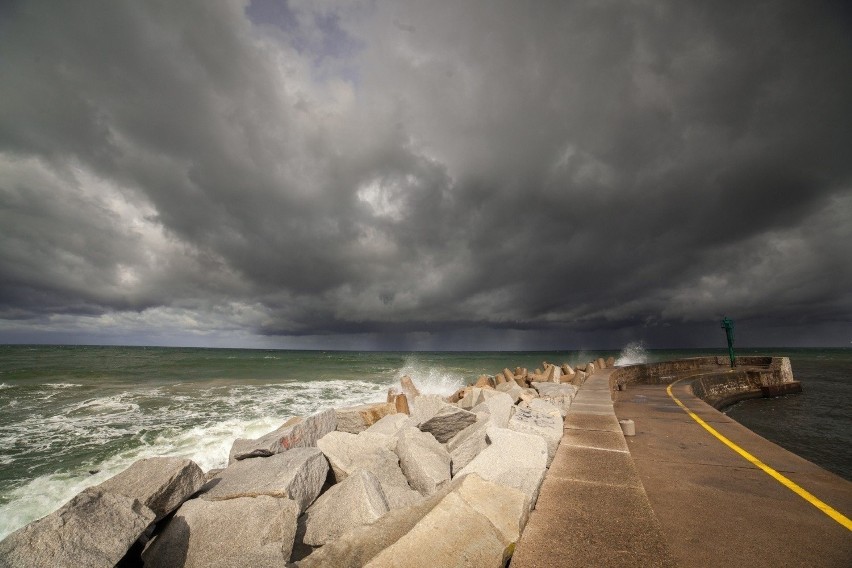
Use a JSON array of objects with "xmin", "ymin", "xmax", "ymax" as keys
[{"xmin": 0, "ymin": 344, "xmax": 848, "ymax": 539}]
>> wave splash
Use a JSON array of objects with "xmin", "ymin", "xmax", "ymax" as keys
[
  {"xmin": 614, "ymin": 341, "xmax": 649, "ymax": 367},
  {"xmin": 395, "ymin": 357, "xmax": 465, "ymax": 396}
]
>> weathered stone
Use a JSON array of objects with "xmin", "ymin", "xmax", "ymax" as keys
[
  {"xmin": 561, "ymin": 363, "xmax": 574, "ymax": 376},
  {"xmin": 471, "ymin": 391, "xmax": 514, "ymax": 428},
  {"xmin": 447, "ymin": 387, "xmax": 466, "ymax": 403},
  {"xmin": 400, "ymin": 375, "xmax": 421, "ymax": 399},
  {"xmin": 559, "ymin": 372, "xmax": 575, "ymax": 384},
  {"xmin": 446, "ymin": 420, "xmax": 490, "ymax": 475},
  {"xmin": 364, "ymin": 413, "xmax": 413, "ymax": 436},
  {"xmin": 456, "ymin": 428, "xmax": 548, "ymax": 510},
  {"xmin": 297, "ymin": 481, "xmax": 461, "ymax": 568},
  {"xmin": 0, "ymin": 489, "xmax": 155, "ymax": 568},
  {"xmin": 495, "ymin": 380, "xmax": 522, "ymax": 403},
  {"xmin": 228, "ymin": 409, "xmax": 336, "ymax": 463},
  {"xmin": 386, "ymin": 387, "xmax": 399, "ymax": 403},
  {"xmin": 201, "ymin": 447, "xmax": 327, "ymax": 513},
  {"xmin": 142, "ymin": 495, "xmax": 298, "ymax": 568},
  {"xmin": 408, "ymin": 394, "xmax": 447, "ymax": 425},
  {"xmin": 364, "ymin": 475, "xmax": 527, "ymax": 568},
  {"xmin": 575, "ymin": 363, "xmax": 587, "ymax": 372},
  {"xmin": 336, "ymin": 402, "xmax": 397, "ymax": 434},
  {"xmin": 474, "ymin": 375, "xmax": 494, "ymax": 388},
  {"xmin": 545, "ymin": 364, "xmax": 562, "ymax": 382},
  {"xmin": 571, "ymin": 370, "xmax": 587, "ymax": 386},
  {"xmin": 520, "ymin": 398, "xmax": 563, "ymax": 419},
  {"xmin": 518, "ymin": 387, "xmax": 538, "ymax": 403},
  {"xmin": 502, "ymin": 368, "xmax": 514, "ymax": 382},
  {"xmin": 531, "ymin": 382, "xmax": 577, "ymax": 416},
  {"xmin": 419, "ymin": 405, "xmax": 476, "ymax": 443},
  {"xmin": 317, "ymin": 431, "xmax": 421, "ymax": 510},
  {"xmin": 94, "ymin": 457, "xmax": 204, "ymax": 522},
  {"xmin": 452, "ymin": 473, "xmax": 529, "ymax": 546},
  {"xmin": 394, "ymin": 393, "xmax": 410, "ymax": 415},
  {"xmin": 507, "ymin": 407, "xmax": 563, "ymax": 463},
  {"xmin": 597, "ymin": 357, "xmax": 607, "ymax": 369},
  {"xmin": 494, "ymin": 373, "xmax": 507, "ymax": 385},
  {"xmin": 606, "ymin": 356, "xmax": 616, "ymax": 368},
  {"xmin": 395, "ymin": 427, "xmax": 451, "ymax": 496},
  {"xmin": 458, "ymin": 387, "xmax": 484, "ymax": 410},
  {"xmin": 303, "ymin": 470, "xmax": 390, "ymax": 546},
  {"xmin": 587, "ymin": 361, "xmax": 596, "ymax": 374}
]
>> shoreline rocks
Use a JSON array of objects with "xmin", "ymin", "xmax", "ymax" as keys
[{"xmin": 2, "ymin": 359, "xmax": 586, "ymax": 568}]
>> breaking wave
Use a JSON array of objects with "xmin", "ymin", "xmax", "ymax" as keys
[{"xmin": 614, "ymin": 341, "xmax": 649, "ymax": 367}]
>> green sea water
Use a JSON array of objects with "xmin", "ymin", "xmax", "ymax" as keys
[{"xmin": 0, "ymin": 344, "xmax": 849, "ymax": 539}]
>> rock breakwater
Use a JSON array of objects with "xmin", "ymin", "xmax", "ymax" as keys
[{"xmin": 0, "ymin": 359, "xmax": 611, "ymax": 568}]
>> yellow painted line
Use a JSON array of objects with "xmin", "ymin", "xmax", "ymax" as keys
[{"xmin": 666, "ymin": 381, "xmax": 852, "ymax": 531}]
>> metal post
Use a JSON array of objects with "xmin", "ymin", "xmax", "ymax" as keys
[{"xmin": 720, "ymin": 317, "xmax": 735, "ymax": 368}]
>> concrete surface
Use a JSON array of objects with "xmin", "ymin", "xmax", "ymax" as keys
[
  {"xmin": 615, "ymin": 379, "xmax": 852, "ymax": 568},
  {"xmin": 511, "ymin": 370, "xmax": 677, "ymax": 567},
  {"xmin": 511, "ymin": 366, "xmax": 851, "ymax": 568}
]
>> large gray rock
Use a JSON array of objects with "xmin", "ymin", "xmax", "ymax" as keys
[
  {"xmin": 456, "ymin": 427, "xmax": 548, "ymax": 509},
  {"xmin": 0, "ymin": 489, "xmax": 155, "ymax": 568},
  {"xmin": 142, "ymin": 495, "xmax": 298, "ymax": 568},
  {"xmin": 317, "ymin": 431, "xmax": 421, "ymax": 510},
  {"xmin": 201, "ymin": 447, "xmax": 327, "ymax": 513},
  {"xmin": 298, "ymin": 481, "xmax": 459, "ymax": 568},
  {"xmin": 418, "ymin": 405, "xmax": 476, "ymax": 443},
  {"xmin": 408, "ymin": 394, "xmax": 447, "ymax": 425},
  {"xmin": 495, "ymin": 381, "xmax": 522, "ymax": 403},
  {"xmin": 471, "ymin": 391, "xmax": 514, "ymax": 427},
  {"xmin": 446, "ymin": 419, "xmax": 490, "ymax": 475},
  {"xmin": 228, "ymin": 409, "xmax": 336, "ymax": 463},
  {"xmin": 520, "ymin": 398, "xmax": 563, "ymax": 419},
  {"xmin": 303, "ymin": 470, "xmax": 390, "ymax": 546},
  {"xmin": 364, "ymin": 475, "xmax": 528, "ymax": 568},
  {"xmin": 364, "ymin": 413, "xmax": 414, "ymax": 436},
  {"xmin": 395, "ymin": 427, "xmax": 451, "ymax": 496},
  {"xmin": 298, "ymin": 474, "xmax": 526, "ymax": 568},
  {"xmin": 95, "ymin": 456, "xmax": 204, "ymax": 522},
  {"xmin": 336, "ymin": 402, "xmax": 397, "ymax": 434},
  {"xmin": 531, "ymin": 382, "xmax": 577, "ymax": 416},
  {"xmin": 507, "ymin": 407, "xmax": 563, "ymax": 463}
]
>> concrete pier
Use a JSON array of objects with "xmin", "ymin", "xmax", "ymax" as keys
[{"xmin": 512, "ymin": 366, "xmax": 852, "ymax": 568}]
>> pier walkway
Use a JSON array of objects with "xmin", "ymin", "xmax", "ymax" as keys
[{"xmin": 512, "ymin": 369, "xmax": 852, "ymax": 567}]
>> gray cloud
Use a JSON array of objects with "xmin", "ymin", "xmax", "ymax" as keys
[{"xmin": 0, "ymin": 0, "xmax": 850, "ymax": 349}]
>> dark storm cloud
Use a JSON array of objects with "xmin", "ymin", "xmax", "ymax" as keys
[{"xmin": 0, "ymin": 0, "xmax": 850, "ymax": 348}]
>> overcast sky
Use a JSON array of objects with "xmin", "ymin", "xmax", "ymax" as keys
[{"xmin": 0, "ymin": 0, "xmax": 850, "ymax": 350}]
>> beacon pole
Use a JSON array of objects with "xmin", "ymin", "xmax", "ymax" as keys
[{"xmin": 720, "ymin": 316, "xmax": 735, "ymax": 368}]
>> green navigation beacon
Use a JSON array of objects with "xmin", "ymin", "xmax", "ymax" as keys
[{"xmin": 720, "ymin": 316, "xmax": 735, "ymax": 368}]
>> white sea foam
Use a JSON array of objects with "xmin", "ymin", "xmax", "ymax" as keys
[
  {"xmin": 0, "ymin": 376, "xmax": 398, "ymax": 539},
  {"xmin": 43, "ymin": 383, "xmax": 83, "ymax": 389},
  {"xmin": 615, "ymin": 342, "xmax": 649, "ymax": 367},
  {"xmin": 395, "ymin": 357, "xmax": 466, "ymax": 395},
  {"xmin": 0, "ymin": 382, "xmax": 12, "ymax": 390}
]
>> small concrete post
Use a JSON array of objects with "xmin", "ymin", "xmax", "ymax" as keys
[{"xmin": 619, "ymin": 419, "xmax": 636, "ymax": 436}]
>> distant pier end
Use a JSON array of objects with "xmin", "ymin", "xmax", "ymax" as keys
[{"xmin": 609, "ymin": 356, "xmax": 802, "ymax": 409}]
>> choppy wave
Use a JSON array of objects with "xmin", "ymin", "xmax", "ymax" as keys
[
  {"xmin": 0, "ymin": 383, "xmax": 12, "ymax": 390},
  {"xmin": 614, "ymin": 341, "xmax": 649, "ymax": 367},
  {"xmin": 0, "ymin": 376, "xmax": 396, "ymax": 540}
]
